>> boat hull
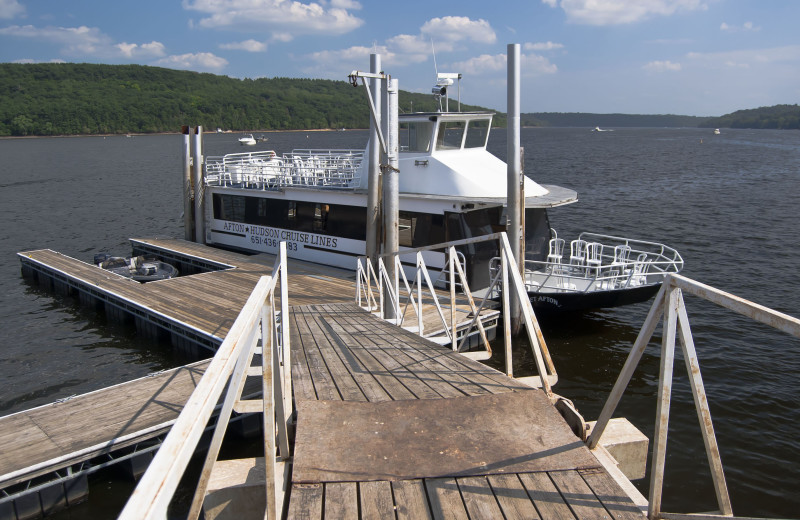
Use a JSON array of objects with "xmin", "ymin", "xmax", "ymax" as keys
[{"xmin": 528, "ymin": 282, "xmax": 662, "ymax": 312}]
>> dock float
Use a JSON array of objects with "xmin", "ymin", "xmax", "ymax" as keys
[
  {"xmin": 284, "ymin": 303, "xmax": 643, "ymax": 519},
  {"xmin": 6, "ymin": 239, "xmax": 500, "ymax": 518}
]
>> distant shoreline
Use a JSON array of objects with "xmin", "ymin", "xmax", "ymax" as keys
[{"xmin": 0, "ymin": 128, "xmax": 370, "ymax": 140}]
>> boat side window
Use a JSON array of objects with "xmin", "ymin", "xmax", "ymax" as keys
[
  {"xmin": 435, "ymin": 121, "xmax": 465, "ymax": 150},
  {"xmin": 313, "ymin": 204, "xmax": 329, "ymax": 233},
  {"xmin": 213, "ymin": 194, "xmax": 246, "ymax": 222},
  {"xmin": 399, "ymin": 211, "xmax": 445, "ymax": 248},
  {"xmin": 326, "ymin": 204, "xmax": 367, "ymax": 240},
  {"xmin": 399, "ymin": 122, "xmax": 433, "ymax": 152},
  {"xmin": 464, "ymin": 119, "xmax": 489, "ymax": 148}
]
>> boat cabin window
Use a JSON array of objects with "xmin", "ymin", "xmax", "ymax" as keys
[
  {"xmin": 399, "ymin": 122, "xmax": 433, "ymax": 152},
  {"xmin": 464, "ymin": 119, "xmax": 490, "ymax": 148},
  {"xmin": 435, "ymin": 120, "xmax": 466, "ymax": 150},
  {"xmin": 399, "ymin": 211, "xmax": 445, "ymax": 248}
]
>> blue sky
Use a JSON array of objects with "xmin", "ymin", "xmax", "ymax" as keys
[{"xmin": 1, "ymin": 0, "xmax": 798, "ymax": 116}]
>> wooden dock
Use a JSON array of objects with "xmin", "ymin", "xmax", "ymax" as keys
[
  {"xmin": 285, "ymin": 303, "xmax": 644, "ymax": 519},
  {"xmin": 5, "ymin": 238, "xmax": 501, "ymax": 517}
]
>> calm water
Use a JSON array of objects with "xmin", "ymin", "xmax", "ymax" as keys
[{"xmin": 1, "ymin": 127, "xmax": 798, "ymax": 517}]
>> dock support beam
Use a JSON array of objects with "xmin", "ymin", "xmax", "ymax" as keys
[
  {"xmin": 507, "ymin": 44, "xmax": 523, "ymax": 334},
  {"xmin": 382, "ymin": 78, "xmax": 400, "ymax": 320},
  {"xmin": 182, "ymin": 126, "xmax": 194, "ymax": 242},
  {"xmin": 366, "ymin": 54, "xmax": 382, "ymax": 269},
  {"xmin": 193, "ymin": 126, "xmax": 205, "ymax": 244}
]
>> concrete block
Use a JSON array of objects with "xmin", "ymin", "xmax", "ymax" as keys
[
  {"xmin": 64, "ymin": 474, "xmax": 89, "ymax": 506},
  {"xmin": 12, "ymin": 492, "xmax": 41, "ymax": 520},
  {"xmin": 0, "ymin": 500, "xmax": 17, "ymax": 520},
  {"xmin": 38, "ymin": 483, "xmax": 67, "ymax": 516},
  {"xmin": 586, "ymin": 417, "xmax": 649, "ymax": 480}
]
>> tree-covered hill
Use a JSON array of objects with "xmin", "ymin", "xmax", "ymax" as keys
[
  {"xmin": 699, "ymin": 104, "xmax": 800, "ymax": 130},
  {"xmin": 1, "ymin": 63, "xmax": 796, "ymax": 136},
  {"xmin": 521, "ymin": 112, "xmax": 708, "ymax": 128},
  {"xmin": 0, "ymin": 63, "xmax": 493, "ymax": 136}
]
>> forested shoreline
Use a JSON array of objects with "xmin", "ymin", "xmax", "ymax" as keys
[{"xmin": 1, "ymin": 63, "xmax": 797, "ymax": 136}]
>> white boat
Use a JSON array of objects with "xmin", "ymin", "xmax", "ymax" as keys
[
  {"xmin": 202, "ymin": 79, "xmax": 682, "ymax": 312},
  {"xmin": 238, "ymin": 134, "xmax": 256, "ymax": 146},
  {"xmin": 714, "ymin": 128, "xmax": 721, "ymax": 135}
]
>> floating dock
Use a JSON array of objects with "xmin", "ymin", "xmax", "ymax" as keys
[
  {"xmin": 5, "ymin": 238, "xmax": 501, "ymax": 518},
  {"xmin": 283, "ymin": 303, "xmax": 644, "ymax": 519}
]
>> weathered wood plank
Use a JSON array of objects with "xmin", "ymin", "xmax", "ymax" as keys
[
  {"xmin": 457, "ymin": 476, "xmax": 505, "ymax": 520},
  {"xmin": 359, "ymin": 480, "xmax": 395, "ymax": 520},
  {"xmin": 519, "ymin": 472, "xmax": 575, "ymax": 519},
  {"xmin": 286, "ymin": 483, "xmax": 323, "ymax": 520},
  {"xmin": 487, "ymin": 474, "xmax": 542, "ymax": 520},
  {"xmin": 580, "ymin": 468, "xmax": 646, "ymax": 519},
  {"xmin": 392, "ymin": 479, "xmax": 433, "ymax": 520},
  {"xmin": 324, "ymin": 482, "xmax": 358, "ymax": 520},
  {"xmin": 549, "ymin": 469, "xmax": 610, "ymax": 519},
  {"xmin": 425, "ymin": 478, "xmax": 469, "ymax": 520}
]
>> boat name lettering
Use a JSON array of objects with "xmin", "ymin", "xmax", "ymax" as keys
[
  {"xmin": 222, "ymin": 222, "xmax": 246, "ymax": 233},
  {"xmin": 248, "ymin": 225, "xmax": 338, "ymax": 249}
]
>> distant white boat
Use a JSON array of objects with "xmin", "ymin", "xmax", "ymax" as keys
[
  {"xmin": 714, "ymin": 128, "xmax": 721, "ymax": 135},
  {"xmin": 592, "ymin": 126, "xmax": 612, "ymax": 132},
  {"xmin": 238, "ymin": 134, "xmax": 256, "ymax": 146}
]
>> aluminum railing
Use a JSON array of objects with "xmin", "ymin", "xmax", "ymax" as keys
[
  {"xmin": 356, "ymin": 232, "xmax": 558, "ymax": 393},
  {"xmin": 205, "ymin": 149, "xmax": 364, "ymax": 190},
  {"xmin": 119, "ymin": 244, "xmax": 291, "ymax": 520},
  {"xmin": 586, "ymin": 273, "xmax": 800, "ymax": 520}
]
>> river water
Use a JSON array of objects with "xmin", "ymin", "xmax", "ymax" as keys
[{"xmin": 1, "ymin": 127, "xmax": 798, "ymax": 517}]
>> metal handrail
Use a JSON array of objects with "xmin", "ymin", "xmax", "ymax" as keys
[
  {"xmin": 119, "ymin": 243, "xmax": 292, "ymax": 520},
  {"xmin": 205, "ymin": 149, "xmax": 364, "ymax": 190},
  {"xmin": 356, "ymin": 232, "xmax": 557, "ymax": 393},
  {"xmin": 586, "ymin": 273, "xmax": 800, "ymax": 520}
]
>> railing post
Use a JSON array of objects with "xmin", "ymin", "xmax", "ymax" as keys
[
  {"xmin": 501, "ymin": 245, "xmax": 513, "ymax": 377},
  {"xmin": 450, "ymin": 249, "xmax": 457, "ymax": 351},
  {"xmin": 648, "ymin": 282, "xmax": 679, "ymax": 519}
]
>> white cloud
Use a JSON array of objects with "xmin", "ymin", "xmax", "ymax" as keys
[
  {"xmin": 546, "ymin": 0, "xmax": 708, "ymax": 25},
  {"xmin": 183, "ymin": 0, "xmax": 363, "ymax": 39},
  {"xmin": 687, "ymin": 45, "xmax": 800, "ymax": 68},
  {"xmin": 643, "ymin": 60, "xmax": 682, "ymax": 72},
  {"xmin": 13, "ymin": 58, "xmax": 66, "ymax": 64},
  {"xmin": 220, "ymin": 39, "xmax": 267, "ymax": 52},
  {"xmin": 524, "ymin": 41, "xmax": 564, "ymax": 51},
  {"xmin": 450, "ymin": 52, "xmax": 557, "ymax": 76},
  {"xmin": 420, "ymin": 16, "xmax": 496, "ymax": 44},
  {"xmin": 0, "ymin": 24, "xmax": 167, "ymax": 60},
  {"xmin": 116, "ymin": 41, "xmax": 166, "ymax": 58},
  {"xmin": 329, "ymin": 0, "xmax": 361, "ymax": 8},
  {"xmin": 154, "ymin": 52, "xmax": 228, "ymax": 72},
  {"xmin": 720, "ymin": 21, "xmax": 760, "ymax": 32},
  {"xmin": 0, "ymin": 0, "xmax": 24, "ymax": 19}
]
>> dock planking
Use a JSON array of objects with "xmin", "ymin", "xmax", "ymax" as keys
[{"xmin": 286, "ymin": 303, "xmax": 646, "ymax": 519}]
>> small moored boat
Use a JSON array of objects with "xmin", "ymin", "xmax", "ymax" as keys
[
  {"xmin": 238, "ymin": 134, "xmax": 257, "ymax": 146},
  {"xmin": 95, "ymin": 254, "xmax": 179, "ymax": 282}
]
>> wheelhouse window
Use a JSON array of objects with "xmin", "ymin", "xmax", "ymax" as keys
[
  {"xmin": 435, "ymin": 121, "xmax": 466, "ymax": 150},
  {"xmin": 464, "ymin": 119, "xmax": 490, "ymax": 148},
  {"xmin": 399, "ymin": 122, "xmax": 433, "ymax": 152}
]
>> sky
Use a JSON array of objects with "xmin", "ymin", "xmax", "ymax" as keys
[{"xmin": 1, "ymin": 0, "xmax": 798, "ymax": 116}]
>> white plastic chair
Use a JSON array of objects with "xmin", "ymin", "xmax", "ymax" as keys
[
  {"xmin": 570, "ymin": 239, "xmax": 588, "ymax": 266},
  {"xmin": 585, "ymin": 242, "xmax": 604, "ymax": 276},
  {"xmin": 547, "ymin": 237, "xmax": 565, "ymax": 265}
]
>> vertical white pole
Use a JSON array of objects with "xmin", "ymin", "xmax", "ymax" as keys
[
  {"xmin": 383, "ymin": 77, "xmax": 400, "ymax": 320},
  {"xmin": 366, "ymin": 54, "xmax": 382, "ymax": 267},
  {"xmin": 192, "ymin": 126, "xmax": 205, "ymax": 244},
  {"xmin": 507, "ymin": 44, "xmax": 522, "ymax": 332}
]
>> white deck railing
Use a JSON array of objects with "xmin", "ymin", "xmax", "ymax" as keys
[
  {"xmin": 357, "ymin": 232, "xmax": 558, "ymax": 394},
  {"xmin": 205, "ymin": 149, "xmax": 364, "ymax": 190},
  {"xmin": 587, "ymin": 273, "xmax": 800, "ymax": 520},
  {"xmin": 119, "ymin": 244, "xmax": 291, "ymax": 520}
]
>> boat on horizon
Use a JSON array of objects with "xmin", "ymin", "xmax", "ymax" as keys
[
  {"xmin": 238, "ymin": 134, "xmax": 256, "ymax": 146},
  {"xmin": 201, "ymin": 76, "xmax": 681, "ymax": 312}
]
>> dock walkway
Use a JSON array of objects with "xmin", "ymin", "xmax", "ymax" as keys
[{"xmin": 285, "ymin": 303, "xmax": 643, "ymax": 519}]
